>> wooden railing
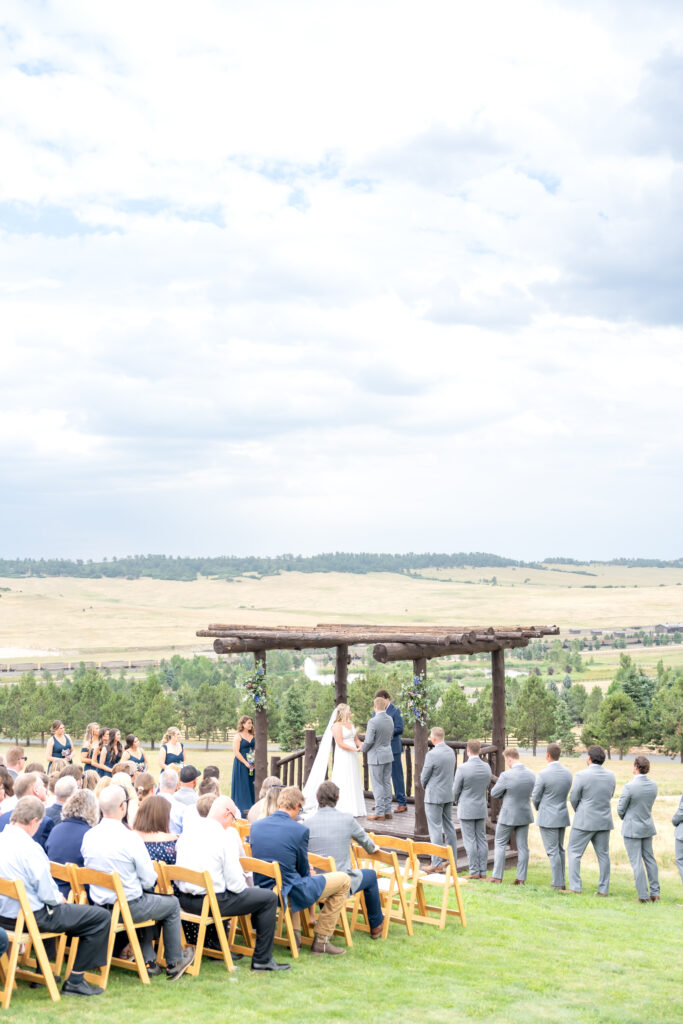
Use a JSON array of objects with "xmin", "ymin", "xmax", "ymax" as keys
[{"xmin": 270, "ymin": 730, "xmax": 498, "ymax": 809}]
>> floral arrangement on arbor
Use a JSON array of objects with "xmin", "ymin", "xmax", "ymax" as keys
[
  {"xmin": 403, "ymin": 674, "xmax": 429, "ymax": 726},
  {"xmin": 244, "ymin": 665, "xmax": 267, "ymax": 711}
]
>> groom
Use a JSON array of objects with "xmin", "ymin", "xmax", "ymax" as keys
[{"xmin": 362, "ymin": 697, "xmax": 395, "ymax": 821}]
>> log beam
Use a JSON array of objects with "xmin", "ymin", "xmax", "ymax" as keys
[{"xmin": 373, "ymin": 637, "xmax": 528, "ymax": 662}]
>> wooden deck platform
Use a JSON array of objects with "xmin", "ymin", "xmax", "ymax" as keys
[{"xmin": 358, "ymin": 797, "xmax": 517, "ymax": 872}]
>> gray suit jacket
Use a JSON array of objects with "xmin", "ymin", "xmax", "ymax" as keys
[
  {"xmin": 306, "ymin": 805, "xmax": 377, "ymax": 891},
  {"xmin": 452, "ymin": 755, "xmax": 492, "ymax": 820},
  {"xmin": 491, "ymin": 763, "xmax": 535, "ymax": 826},
  {"xmin": 617, "ymin": 775, "xmax": 658, "ymax": 838},
  {"xmin": 420, "ymin": 743, "xmax": 456, "ymax": 804},
  {"xmin": 673, "ymin": 794, "xmax": 683, "ymax": 840},
  {"xmin": 569, "ymin": 763, "xmax": 616, "ymax": 832},
  {"xmin": 361, "ymin": 712, "xmax": 394, "ymax": 765},
  {"xmin": 532, "ymin": 761, "xmax": 572, "ymax": 828}
]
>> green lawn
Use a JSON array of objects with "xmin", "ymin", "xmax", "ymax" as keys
[{"xmin": 6, "ymin": 865, "xmax": 683, "ymax": 1023}]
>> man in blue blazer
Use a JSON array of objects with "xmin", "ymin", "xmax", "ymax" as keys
[
  {"xmin": 376, "ymin": 689, "xmax": 407, "ymax": 812},
  {"xmin": 250, "ymin": 785, "xmax": 351, "ymax": 955}
]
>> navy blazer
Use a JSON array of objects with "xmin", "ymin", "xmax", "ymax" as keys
[
  {"xmin": 250, "ymin": 810, "xmax": 326, "ymax": 912},
  {"xmin": 373, "ymin": 702, "xmax": 404, "ymax": 756},
  {"xmin": 0, "ymin": 810, "xmax": 54, "ymax": 851},
  {"xmin": 45, "ymin": 817, "xmax": 92, "ymax": 898}
]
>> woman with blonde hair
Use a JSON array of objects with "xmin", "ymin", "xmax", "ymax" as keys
[
  {"xmin": 80, "ymin": 723, "xmax": 99, "ymax": 769},
  {"xmin": 82, "ymin": 770, "xmax": 99, "ymax": 791},
  {"xmin": 303, "ymin": 702, "xmax": 365, "ymax": 816},
  {"xmin": 231, "ymin": 715, "xmax": 255, "ymax": 815},
  {"xmin": 158, "ymin": 727, "xmax": 185, "ymax": 772}
]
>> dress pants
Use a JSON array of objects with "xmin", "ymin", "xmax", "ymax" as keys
[
  {"xmin": 492, "ymin": 824, "xmax": 529, "ymax": 882},
  {"xmin": 567, "ymin": 828, "xmax": 611, "ymax": 894},
  {"xmin": 314, "ymin": 872, "xmax": 351, "ymax": 938},
  {"xmin": 676, "ymin": 838, "xmax": 683, "ymax": 886},
  {"xmin": 538, "ymin": 826, "xmax": 567, "ymax": 888},
  {"xmin": 425, "ymin": 801, "xmax": 458, "ymax": 866},
  {"xmin": 126, "ymin": 892, "xmax": 184, "ymax": 965},
  {"xmin": 459, "ymin": 818, "xmax": 488, "ymax": 876},
  {"xmin": 369, "ymin": 763, "xmax": 393, "ymax": 815},
  {"xmin": 0, "ymin": 903, "xmax": 110, "ymax": 973},
  {"xmin": 179, "ymin": 886, "xmax": 278, "ymax": 965},
  {"xmin": 351, "ymin": 869, "xmax": 383, "ymax": 930},
  {"xmin": 623, "ymin": 836, "xmax": 660, "ymax": 900},
  {"xmin": 392, "ymin": 753, "xmax": 407, "ymax": 805}
]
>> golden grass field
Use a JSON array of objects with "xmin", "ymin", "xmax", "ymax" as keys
[{"xmin": 2, "ymin": 562, "xmax": 683, "ymax": 663}]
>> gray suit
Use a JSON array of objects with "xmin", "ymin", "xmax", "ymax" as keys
[
  {"xmin": 617, "ymin": 774, "xmax": 659, "ymax": 900},
  {"xmin": 307, "ymin": 806, "xmax": 378, "ymax": 892},
  {"xmin": 452, "ymin": 755, "xmax": 492, "ymax": 877},
  {"xmin": 532, "ymin": 760, "xmax": 572, "ymax": 888},
  {"xmin": 490, "ymin": 763, "xmax": 536, "ymax": 881},
  {"xmin": 567, "ymin": 762, "xmax": 616, "ymax": 894},
  {"xmin": 361, "ymin": 712, "xmax": 394, "ymax": 815},
  {"xmin": 420, "ymin": 742, "xmax": 457, "ymax": 867},
  {"xmin": 673, "ymin": 794, "xmax": 683, "ymax": 886}
]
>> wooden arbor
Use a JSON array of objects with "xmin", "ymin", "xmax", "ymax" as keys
[{"xmin": 197, "ymin": 622, "xmax": 559, "ymax": 835}]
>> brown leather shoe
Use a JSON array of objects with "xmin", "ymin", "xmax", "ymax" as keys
[
  {"xmin": 478, "ymin": 874, "xmax": 487, "ymax": 879},
  {"xmin": 488, "ymin": 877, "xmax": 502, "ymax": 883},
  {"xmin": 384, "ymin": 812, "xmax": 393, "ymax": 818},
  {"xmin": 635, "ymin": 898, "xmax": 649, "ymax": 903},
  {"xmin": 514, "ymin": 880, "xmax": 526, "ymax": 886},
  {"xmin": 424, "ymin": 863, "xmax": 446, "ymax": 874},
  {"xmin": 559, "ymin": 889, "xmax": 581, "ymax": 894},
  {"xmin": 395, "ymin": 805, "xmax": 408, "ymax": 813},
  {"xmin": 369, "ymin": 923, "xmax": 384, "ymax": 939},
  {"xmin": 366, "ymin": 814, "xmax": 385, "ymax": 821},
  {"xmin": 311, "ymin": 936, "xmax": 345, "ymax": 955},
  {"xmin": 650, "ymin": 894, "xmax": 660, "ymax": 902},
  {"xmin": 466, "ymin": 874, "xmax": 482, "ymax": 880}
]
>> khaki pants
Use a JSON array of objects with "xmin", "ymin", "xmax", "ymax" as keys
[{"xmin": 314, "ymin": 872, "xmax": 351, "ymax": 938}]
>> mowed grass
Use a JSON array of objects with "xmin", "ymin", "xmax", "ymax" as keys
[{"xmin": 2, "ymin": 563, "xmax": 683, "ymax": 662}]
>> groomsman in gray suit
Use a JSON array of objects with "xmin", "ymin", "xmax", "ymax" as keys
[
  {"xmin": 565, "ymin": 745, "xmax": 616, "ymax": 896},
  {"xmin": 362, "ymin": 698, "xmax": 395, "ymax": 820},
  {"xmin": 420, "ymin": 727, "xmax": 457, "ymax": 873},
  {"xmin": 673, "ymin": 794, "xmax": 683, "ymax": 890},
  {"xmin": 532, "ymin": 742, "xmax": 572, "ymax": 889},
  {"xmin": 617, "ymin": 755, "xmax": 660, "ymax": 903},
  {"xmin": 489, "ymin": 748, "xmax": 535, "ymax": 884},
  {"xmin": 452, "ymin": 739, "xmax": 492, "ymax": 879}
]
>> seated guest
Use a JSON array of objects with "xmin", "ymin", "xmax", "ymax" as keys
[
  {"xmin": 0, "ymin": 767, "xmax": 16, "ymax": 814},
  {"xmin": 134, "ymin": 771, "xmax": 156, "ymax": 805},
  {"xmin": 113, "ymin": 763, "xmax": 135, "ymax": 778},
  {"xmin": 81, "ymin": 786, "xmax": 194, "ymax": 980},
  {"xmin": 26, "ymin": 762, "xmax": 46, "ymax": 775},
  {"xmin": 0, "ymin": 928, "xmax": 7, "ymax": 957},
  {"xmin": 0, "ymin": 772, "xmax": 54, "ymax": 850},
  {"xmin": 202, "ymin": 765, "xmax": 220, "ymax": 782},
  {"xmin": 158, "ymin": 769, "xmax": 179, "ymax": 805},
  {"xmin": 58, "ymin": 763, "xmax": 84, "ymax": 787},
  {"xmin": 181, "ymin": 777, "xmax": 220, "ymax": 832},
  {"xmin": 0, "ymin": 796, "xmax": 110, "ymax": 996},
  {"xmin": 134, "ymin": 795, "xmax": 179, "ymax": 865},
  {"xmin": 307, "ymin": 781, "xmax": 384, "ymax": 938},
  {"xmin": 45, "ymin": 776, "xmax": 78, "ymax": 825},
  {"xmin": 82, "ymin": 770, "xmax": 99, "ymax": 791},
  {"xmin": 170, "ymin": 765, "xmax": 200, "ymax": 833},
  {"xmin": 248, "ymin": 776, "xmax": 283, "ymax": 824},
  {"xmin": 5, "ymin": 746, "xmax": 26, "ymax": 780},
  {"xmin": 46, "ymin": 790, "xmax": 99, "ymax": 897},
  {"xmin": 176, "ymin": 796, "xmax": 288, "ymax": 972},
  {"xmin": 250, "ymin": 786, "xmax": 351, "ymax": 956}
]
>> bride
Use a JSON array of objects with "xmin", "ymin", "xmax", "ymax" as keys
[{"xmin": 303, "ymin": 703, "xmax": 366, "ymax": 817}]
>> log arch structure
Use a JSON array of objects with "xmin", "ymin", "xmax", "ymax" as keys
[{"xmin": 197, "ymin": 621, "xmax": 560, "ymax": 836}]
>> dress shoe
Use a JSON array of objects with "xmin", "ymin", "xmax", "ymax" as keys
[
  {"xmin": 465, "ymin": 874, "xmax": 481, "ymax": 881},
  {"xmin": 594, "ymin": 892, "xmax": 609, "ymax": 898},
  {"xmin": 62, "ymin": 977, "xmax": 104, "ymax": 997},
  {"xmin": 251, "ymin": 959, "xmax": 291, "ymax": 971},
  {"xmin": 384, "ymin": 812, "xmax": 393, "ymax": 819},
  {"xmin": 366, "ymin": 814, "xmax": 385, "ymax": 821},
  {"xmin": 635, "ymin": 898, "xmax": 650, "ymax": 903},
  {"xmin": 145, "ymin": 961, "xmax": 163, "ymax": 976},
  {"xmin": 488, "ymin": 877, "xmax": 502, "ymax": 884},
  {"xmin": 559, "ymin": 889, "xmax": 581, "ymax": 894},
  {"xmin": 311, "ymin": 936, "xmax": 345, "ymax": 955},
  {"xmin": 395, "ymin": 805, "xmax": 408, "ymax": 813},
  {"xmin": 478, "ymin": 874, "xmax": 487, "ymax": 879},
  {"xmin": 166, "ymin": 947, "xmax": 195, "ymax": 981},
  {"xmin": 513, "ymin": 880, "xmax": 525, "ymax": 886},
  {"xmin": 369, "ymin": 923, "xmax": 384, "ymax": 939},
  {"xmin": 424, "ymin": 863, "xmax": 446, "ymax": 874},
  {"xmin": 650, "ymin": 894, "xmax": 660, "ymax": 902}
]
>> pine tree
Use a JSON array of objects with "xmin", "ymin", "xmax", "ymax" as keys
[{"xmin": 512, "ymin": 675, "xmax": 558, "ymax": 755}]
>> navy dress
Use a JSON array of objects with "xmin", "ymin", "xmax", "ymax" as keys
[
  {"xmin": 231, "ymin": 737, "xmax": 255, "ymax": 815},
  {"xmin": 161, "ymin": 744, "xmax": 184, "ymax": 771},
  {"xmin": 50, "ymin": 734, "xmax": 73, "ymax": 771}
]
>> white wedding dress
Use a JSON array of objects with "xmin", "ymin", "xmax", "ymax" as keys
[{"xmin": 331, "ymin": 725, "xmax": 366, "ymax": 817}]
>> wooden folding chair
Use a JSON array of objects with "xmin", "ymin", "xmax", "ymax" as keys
[
  {"xmin": 240, "ymin": 856, "xmax": 299, "ymax": 959},
  {"xmin": 351, "ymin": 843, "xmax": 413, "ymax": 937},
  {"xmin": 232, "ymin": 819, "xmax": 250, "ymax": 843},
  {"xmin": 304, "ymin": 853, "xmax": 355, "ymax": 948},
  {"xmin": 411, "ymin": 841, "xmax": 467, "ymax": 929},
  {"xmin": 0, "ymin": 877, "xmax": 63, "ymax": 1008},
  {"xmin": 70, "ymin": 867, "xmax": 156, "ymax": 987},
  {"xmin": 368, "ymin": 833, "xmax": 417, "ymax": 935},
  {"xmin": 156, "ymin": 864, "xmax": 241, "ymax": 975},
  {"xmin": 49, "ymin": 862, "xmax": 75, "ymax": 904}
]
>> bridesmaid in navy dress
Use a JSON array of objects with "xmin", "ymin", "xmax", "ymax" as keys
[
  {"xmin": 98, "ymin": 728, "xmax": 123, "ymax": 776},
  {"xmin": 45, "ymin": 721, "xmax": 73, "ymax": 773},
  {"xmin": 231, "ymin": 715, "xmax": 255, "ymax": 815},
  {"xmin": 158, "ymin": 727, "xmax": 185, "ymax": 775},
  {"xmin": 122, "ymin": 734, "xmax": 148, "ymax": 773}
]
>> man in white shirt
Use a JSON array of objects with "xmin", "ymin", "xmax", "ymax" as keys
[
  {"xmin": 81, "ymin": 785, "xmax": 193, "ymax": 980},
  {"xmin": 176, "ymin": 796, "xmax": 288, "ymax": 972},
  {"xmin": 0, "ymin": 797, "xmax": 110, "ymax": 997},
  {"xmin": 170, "ymin": 765, "xmax": 200, "ymax": 834}
]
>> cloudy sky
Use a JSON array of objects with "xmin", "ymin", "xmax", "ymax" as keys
[{"xmin": 1, "ymin": 0, "xmax": 682, "ymax": 561}]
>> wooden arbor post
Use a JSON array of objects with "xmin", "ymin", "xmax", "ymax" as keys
[
  {"xmin": 412, "ymin": 657, "xmax": 428, "ymax": 837},
  {"xmin": 334, "ymin": 644, "xmax": 349, "ymax": 706},
  {"xmin": 253, "ymin": 649, "xmax": 268, "ymax": 793},
  {"xmin": 490, "ymin": 647, "xmax": 506, "ymax": 821}
]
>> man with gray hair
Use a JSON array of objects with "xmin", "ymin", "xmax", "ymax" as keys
[
  {"xmin": 421, "ymin": 727, "xmax": 458, "ymax": 873},
  {"xmin": 0, "ymin": 796, "xmax": 110, "ymax": 996},
  {"xmin": 82, "ymin": 785, "xmax": 193, "ymax": 980},
  {"xmin": 45, "ymin": 775, "xmax": 78, "ymax": 825},
  {"xmin": 158, "ymin": 769, "xmax": 179, "ymax": 800}
]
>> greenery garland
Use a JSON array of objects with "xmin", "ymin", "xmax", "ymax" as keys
[
  {"xmin": 403, "ymin": 674, "xmax": 429, "ymax": 726},
  {"xmin": 244, "ymin": 665, "xmax": 267, "ymax": 711}
]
